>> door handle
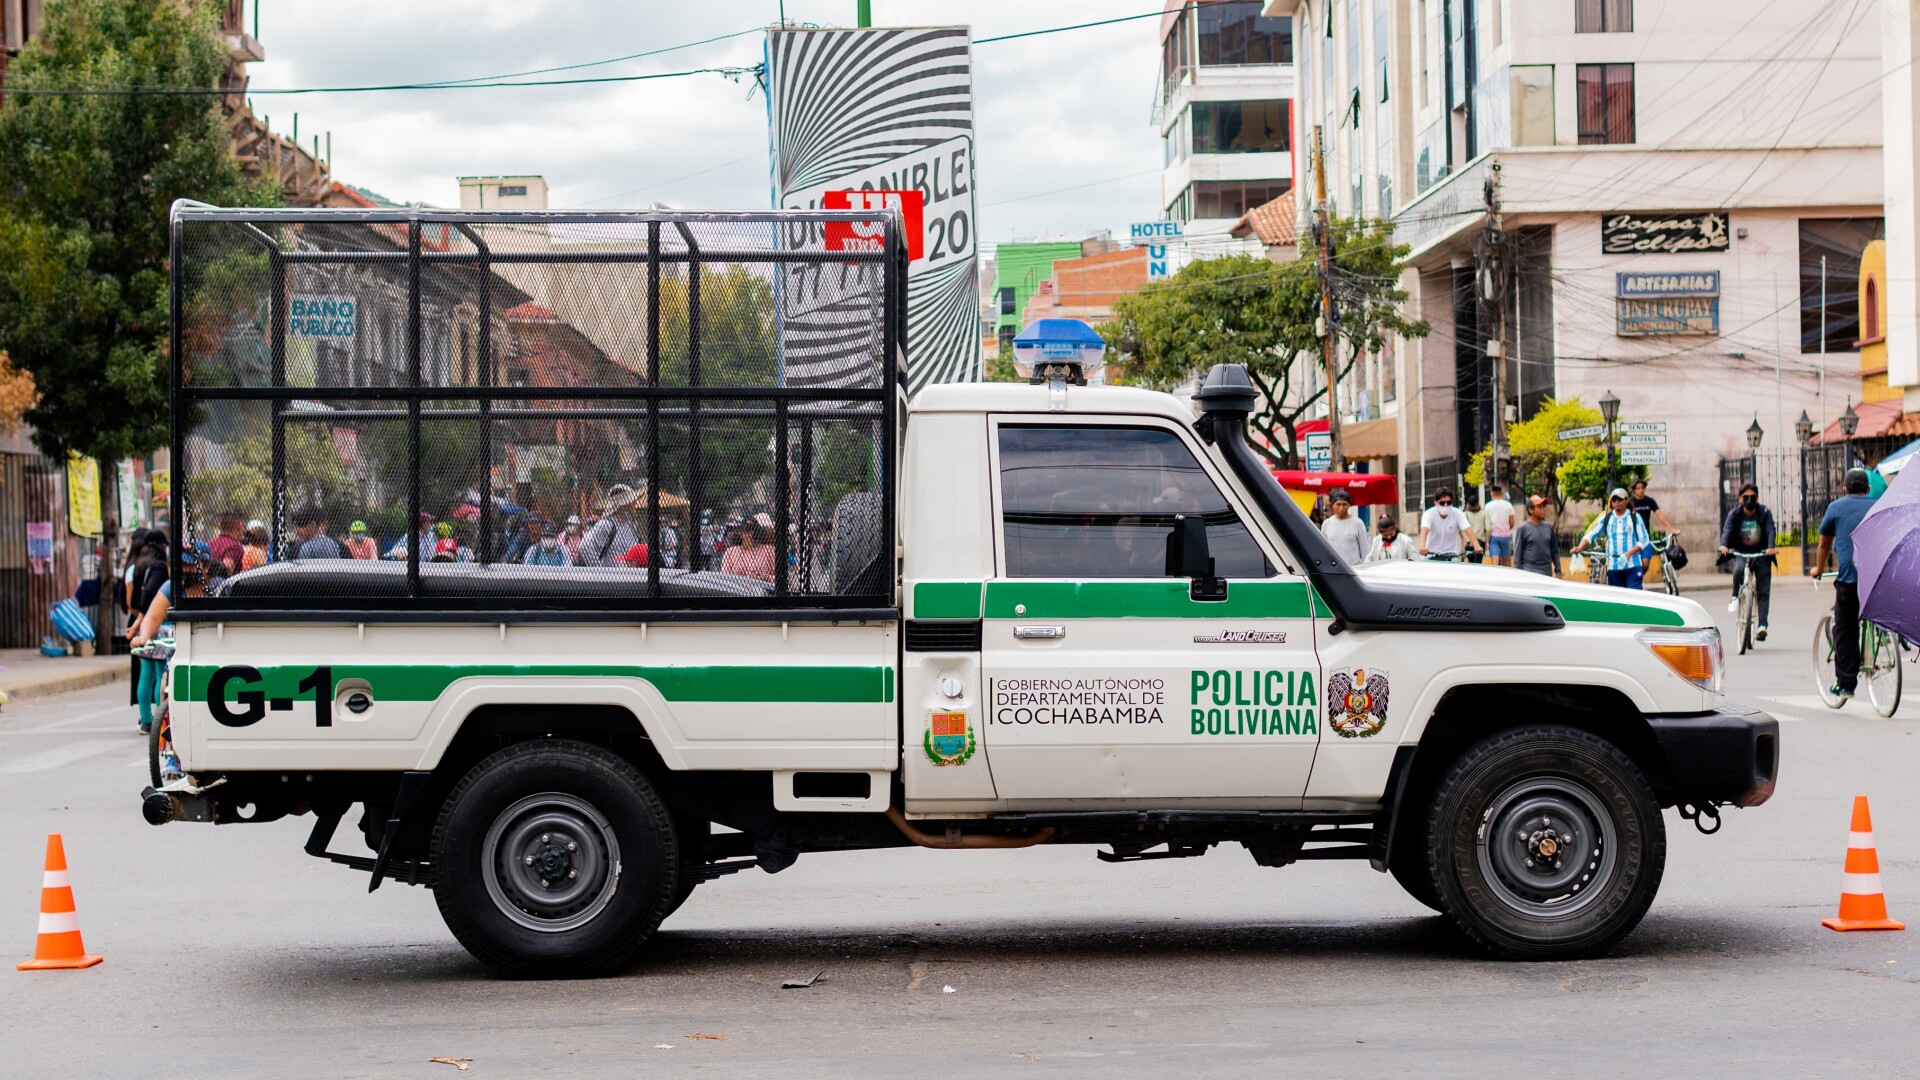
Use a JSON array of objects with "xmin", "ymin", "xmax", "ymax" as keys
[{"xmin": 1013, "ymin": 625, "xmax": 1066, "ymax": 640}]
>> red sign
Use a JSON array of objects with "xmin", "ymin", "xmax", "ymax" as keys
[{"xmin": 822, "ymin": 189, "xmax": 925, "ymax": 261}]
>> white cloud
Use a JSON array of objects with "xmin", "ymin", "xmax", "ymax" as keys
[{"xmin": 245, "ymin": 1, "xmax": 1168, "ymax": 241}]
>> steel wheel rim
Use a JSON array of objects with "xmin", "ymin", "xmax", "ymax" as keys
[
  {"xmin": 481, "ymin": 792, "xmax": 622, "ymax": 933},
  {"xmin": 1476, "ymin": 777, "xmax": 1620, "ymax": 920}
]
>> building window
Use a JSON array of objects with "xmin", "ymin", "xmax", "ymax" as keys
[
  {"xmin": 1198, "ymin": 1, "xmax": 1291, "ymax": 65},
  {"xmin": 1510, "ymin": 65, "xmax": 1555, "ymax": 146},
  {"xmin": 1160, "ymin": 5, "xmax": 1193, "ymax": 101},
  {"xmin": 498, "ymin": 185, "xmax": 528, "ymax": 197},
  {"xmin": 1864, "ymin": 276, "xmax": 1881, "ymax": 341},
  {"xmin": 1191, "ymin": 100, "xmax": 1291, "ymax": 154},
  {"xmin": 1576, "ymin": 63, "xmax": 1634, "ymax": 144},
  {"xmin": 998, "ymin": 287, "xmax": 1016, "ymax": 316},
  {"xmin": 1575, "ymin": 0, "xmax": 1632, "ymax": 33},
  {"xmin": 1172, "ymin": 179, "xmax": 1293, "ymax": 223},
  {"xmin": 1799, "ymin": 218, "xmax": 1885, "ymax": 353}
]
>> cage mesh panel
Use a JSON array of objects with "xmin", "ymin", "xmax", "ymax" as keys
[{"xmin": 176, "ymin": 209, "xmax": 896, "ymax": 609}]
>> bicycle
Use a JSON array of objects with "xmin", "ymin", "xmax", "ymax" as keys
[
  {"xmin": 1726, "ymin": 551, "xmax": 1769, "ymax": 655},
  {"xmin": 1813, "ymin": 589, "xmax": 1910, "ymax": 717},
  {"xmin": 1648, "ymin": 534, "xmax": 1681, "ymax": 595},
  {"xmin": 132, "ymin": 637, "xmax": 181, "ymax": 788}
]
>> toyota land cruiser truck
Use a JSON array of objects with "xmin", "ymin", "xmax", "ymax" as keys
[{"xmin": 145, "ymin": 203, "xmax": 1777, "ymax": 976}]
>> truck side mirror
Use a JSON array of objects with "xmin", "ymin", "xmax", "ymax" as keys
[{"xmin": 1166, "ymin": 514, "xmax": 1228, "ymax": 601}]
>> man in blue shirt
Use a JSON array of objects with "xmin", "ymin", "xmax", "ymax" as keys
[
  {"xmin": 1813, "ymin": 468, "xmax": 1878, "ymax": 699},
  {"xmin": 1573, "ymin": 487, "xmax": 1651, "ymax": 589}
]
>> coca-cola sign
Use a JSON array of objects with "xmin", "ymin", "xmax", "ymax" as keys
[{"xmin": 1601, "ymin": 212, "xmax": 1730, "ymax": 254}]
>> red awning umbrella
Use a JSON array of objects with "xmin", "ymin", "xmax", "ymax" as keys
[{"xmin": 1271, "ymin": 470, "xmax": 1400, "ymax": 507}]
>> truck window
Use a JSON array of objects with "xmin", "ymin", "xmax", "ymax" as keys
[{"xmin": 997, "ymin": 425, "xmax": 1272, "ymax": 579}]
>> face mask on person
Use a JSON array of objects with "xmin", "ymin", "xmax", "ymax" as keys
[{"xmin": 1742, "ymin": 495, "xmax": 1757, "ymax": 508}]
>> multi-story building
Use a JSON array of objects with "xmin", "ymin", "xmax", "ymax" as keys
[
  {"xmin": 1271, "ymin": 0, "xmax": 1883, "ymax": 536},
  {"xmin": 1158, "ymin": 0, "xmax": 1298, "ymax": 261},
  {"xmin": 988, "ymin": 240, "xmax": 1086, "ymax": 348}
]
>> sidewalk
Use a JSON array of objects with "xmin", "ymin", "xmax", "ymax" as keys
[{"xmin": 0, "ymin": 647, "xmax": 126, "ymax": 703}]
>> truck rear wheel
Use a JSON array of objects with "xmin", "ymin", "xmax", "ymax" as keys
[
  {"xmin": 1425, "ymin": 725, "xmax": 1664, "ymax": 960},
  {"xmin": 430, "ymin": 739, "xmax": 680, "ymax": 978}
]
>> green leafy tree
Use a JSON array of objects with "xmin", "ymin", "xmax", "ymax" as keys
[
  {"xmin": 1464, "ymin": 397, "xmax": 1644, "ymax": 514},
  {"xmin": 1103, "ymin": 217, "xmax": 1427, "ymax": 466},
  {"xmin": 0, "ymin": 0, "xmax": 272, "ymax": 462},
  {"xmin": 986, "ymin": 342, "xmax": 1019, "ymax": 383}
]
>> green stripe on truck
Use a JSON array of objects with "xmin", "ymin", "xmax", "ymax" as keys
[
  {"xmin": 176, "ymin": 664, "xmax": 894, "ymax": 704},
  {"xmin": 1541, "ymin": 596, "xmax": 1687, "ymax": 627},
  {"xmin": 912, "ymin": 581, "xmax": 985, "ymax": 619}
]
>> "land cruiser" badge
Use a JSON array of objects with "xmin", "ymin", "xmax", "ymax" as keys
[{"xmin": 1326, "ymin": 668, "xmax": 1390, "ymax": 738}]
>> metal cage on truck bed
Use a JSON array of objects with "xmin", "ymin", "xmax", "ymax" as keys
[{"xmin": 167, "ymin": 203, "xmax": 908, "ymax": 619}]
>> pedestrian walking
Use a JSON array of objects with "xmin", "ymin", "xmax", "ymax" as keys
[
  {"xmin": 1319, "ymin": 488, "xmax": 1369, "ymax": 565},
  {"xmin": 578, "ymin": 486, "xmax": 641, "ymax": 568},
  {"xmin": 721, "ymin": 516, "xmax": 777, "ymax": 582},
  {"xmin": 293, "ymin": 507, "xmax": 343, "ymax": 560},
  {"xmin": 1574, "ymin": 487, "xmax": 1651, "ymax": 589},
  {"xmin": 1812, "ymin": 468, "xmax": 1878, "ymax": 700},
  {"xmin": 1418, "ymin": 488, "xmax": 1480, "ymax": 559},
  {"xmin": 1365, "ymin": 514, "xmax": 1417, "ymax": 562},
  {"xmin": 1463, "ymin": 493, "xmax": 1489, "ymax": 564},
  {"xmin": 1628, "ymin": 479, "xmax": 1677, "ymax": 537},
  {"xmin": 241, "ymin": 520, "xmax": 270, "ymax": 570},
  {"xmin": 520, "ymin": 516, "xmax": 573, "ymax": 567},
  {"xmin": 384, "ymin": 512, "xmax": 436, "ymax": 561},
  {"xmin": 342, "ymin": 520, "xmax": 379, "ymax": 560},
  {"xmin": 209, "ymin": 510, "xmax": 246, "ymax": 578},
  {"xmin": 560, "ymin": 515, "xmax": 584, "ymax": 559},
  {"xmin": 1718, "ymin": 482, "xmax": 1776, "ymax": 640},
  {"xmin": 1512, "ymin": 495, "xmax": 1562, "ymax": 578},
  {"xmin": 1483, "ymin": 485, "xmax": 1516, "ymax": 567}
]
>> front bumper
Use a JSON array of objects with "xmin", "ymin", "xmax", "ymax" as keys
[{"xmin": 1647, "ymin": 703, "xmax": 1779, "ymax": 808}]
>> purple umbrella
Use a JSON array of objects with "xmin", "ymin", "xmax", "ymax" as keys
[{"xmin": 1856, "ymin": 462, "xmax": 1920, "ymax": 641}]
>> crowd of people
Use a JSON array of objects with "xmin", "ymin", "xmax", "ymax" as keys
[{"xmin": 1315, "ymin": 478, "xmax": 1682, "ymax": 588}]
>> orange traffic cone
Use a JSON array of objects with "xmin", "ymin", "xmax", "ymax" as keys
[
  {"xmin": 1822, "ymin": 796, "xmax": 1905, "ymax": 932},
  {"xmin": 17, "ymin": 834, "xmax": 102, "ymax": 970}
]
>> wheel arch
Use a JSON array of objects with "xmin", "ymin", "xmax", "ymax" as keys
[{"xmin": 1378, "ymin": 681, "xmax": 1673, "ymax": 877}]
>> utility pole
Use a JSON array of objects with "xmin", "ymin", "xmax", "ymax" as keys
[
  {"xmin": 1, "ymin": 0, "xmax": 10, "ymax": 114},
  {"xmin": 1478, "ymin": 163, "xmax": 1508, "ymax": 491},
  {"xmin": 1312, "ymin": 126, "xmax": 1342, "ymax": 467},
  {"xmin": 857, "ymin": 0, "xmax": 872, "ymax": 27}
]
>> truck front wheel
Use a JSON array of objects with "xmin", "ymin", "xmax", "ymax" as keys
[
  {"xmin": 1425, "ymin": 725, "xmax": 1665, "ymax": 960},
  {"xmin": 430, "ymin": 739, "xmax": 680, "ymax": 978}
]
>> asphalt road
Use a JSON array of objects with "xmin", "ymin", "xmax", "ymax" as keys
[{"xmin": 2, "ymin": 577, "xmax": 1916, "ymax": 1079}]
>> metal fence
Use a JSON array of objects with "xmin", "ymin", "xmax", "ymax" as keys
[{"xmin": 170, "ymin": 204, "xmax": 908, "ymax": 616}]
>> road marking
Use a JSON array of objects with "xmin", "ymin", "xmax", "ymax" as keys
[
  {"xmin": 18, "ymin": 705, "xmax": 136, "ymax": 733},
  {"xmin": 0, "ymin": 739, "xmax": 125, "ymax": 774}
]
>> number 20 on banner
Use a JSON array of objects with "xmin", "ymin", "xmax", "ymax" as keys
[{"xmin": 823, "ymin": 189, "xmax": 926, "ymax": 260}]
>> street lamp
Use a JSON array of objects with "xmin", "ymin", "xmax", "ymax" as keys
[
  {"xmin": 1746, "ymin": 415, "xmax": 1764, "ymax": 496},
  {"xmin": 1795, "ymin": 410, "xmax": 1814, "ymax": 446},
  {"xmin": 1599, "ymin": 390, "xmax": 1621, "ymax": 495},
  {"xmin": 1840, "ymin": 399, "xmax": 1859, "ymax": 438},
  {"xmin": 1796, "ymin": 409, "xmax": 1814, "ymax": 561}
]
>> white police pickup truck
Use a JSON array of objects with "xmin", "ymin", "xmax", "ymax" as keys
[{"xmin": 145, "ymin": 204, "xmax": 1775, "ymax": 976}]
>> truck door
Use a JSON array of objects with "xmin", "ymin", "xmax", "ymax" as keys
[{"xmin": 980, "ymin": 418, "xmax": 1322, "ymax": 807}]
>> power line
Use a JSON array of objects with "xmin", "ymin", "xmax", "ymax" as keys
[
  {"xmin": 2, "ymin": 64, "xmax": 758, "ymax": 97},
  {"xmin": 974, "ymin": 9, "xmax": 1165, "ymax": 44}
]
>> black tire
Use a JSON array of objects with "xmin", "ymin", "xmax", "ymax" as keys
[
  {"xmin": 1389, "ymin": 842, "xmax": 1443, "ymax": 913},
  {"xmin": 1425, "ymin": 725, "xmax": 1665, "ymax": 960},
  {"xmin": 661, "ymin": 814, "xmax": 708, "ymax": 921},
  {"xmin": 430, "ymin": 739, "xmax": 680, "ymax": 978}
]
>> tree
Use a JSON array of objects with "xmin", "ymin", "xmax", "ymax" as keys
[
  {"xmin": 1463, "ymin": 396, "xmax": 1645, "ymax": 515},
  {"xmin": 1103, "ymin": 216, "xmax": 1428, "ymax": 467},
  {"xmin": 985, "ymin": 342, "xmax": 1019, "ymax": 383},
  {"xmin": 0, "ymin": 351, "xmax": 37, "ymax": 436},
  {"xmin": 0, "ymin": 0, "xmax": 270, "ymax": 462}
]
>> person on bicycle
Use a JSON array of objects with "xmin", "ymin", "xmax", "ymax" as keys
[
  {"xmin": 1719, "ymin": 482, "xmax": 1776, "ymax": 641},
  {"xmin": 1812, "ymin": 468, "xmax": 1879, "ymax": 700},
  {"xmin": 1574, "ymin": 487, "xmax": 1651, "ymax": 589},
  {"xmin": 1418, "ymin": 488, "xmax": 1480, "ymax": 559}
]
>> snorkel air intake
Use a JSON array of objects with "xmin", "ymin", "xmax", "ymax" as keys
[{"xmin": 1194, "ymin": 364, "xmax": 1563, "ymax": 634}]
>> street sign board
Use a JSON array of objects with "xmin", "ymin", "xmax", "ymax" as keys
[
  {"xmin": 1618, "ymin": 433, "xmax": 1667, "ymax": 447},
  {"xmin": 1558, "ymin": 424, "xmax": 1606, "ymax": 441},
  {"xmin": 1305, "ymin": 432, "xmax": 1332, "ymax": 472},
  {"xmin": 1619, "ymin": 421, "xmax": 1667, "ymax": 434},
  {"xmin": 1620, "ymin": 448, "xmax": 1667, "ymax": 465}
]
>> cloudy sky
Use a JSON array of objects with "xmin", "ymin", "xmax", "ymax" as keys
[{"xmin": 246, "ymin": 1, "xmax": 1167, "ymax": 252}]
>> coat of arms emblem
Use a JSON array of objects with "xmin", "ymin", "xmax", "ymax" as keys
[
  {"xmin": 924, "ymin": 711, "xmax": 977, "ymax": 766},
  {"xmin": 1325, "ymin": 667, "xmax": 1390, "ymax": 739}
]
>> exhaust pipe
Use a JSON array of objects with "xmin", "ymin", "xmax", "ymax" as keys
[{"xmin": 140, "ymin": 786, "xmax": 183, "ymax": 826}]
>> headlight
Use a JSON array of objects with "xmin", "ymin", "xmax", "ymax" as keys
[{"xmin": 1638, "ymin": 627, "xmax": 1722, "ymax": 694}]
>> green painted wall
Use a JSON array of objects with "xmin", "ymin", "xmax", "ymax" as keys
[{"xmin": 991, "ymin": 241, "xmax": 1085, "ymax": 335}]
